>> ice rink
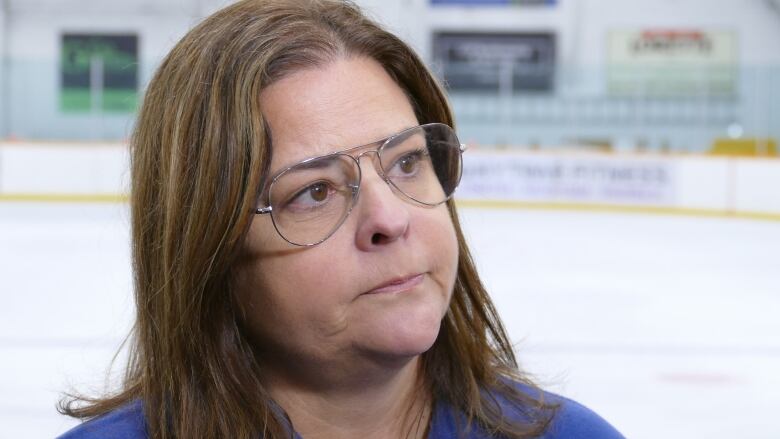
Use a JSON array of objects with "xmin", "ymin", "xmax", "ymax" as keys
[{"xmin": 1, "ymin": 201, "xmax": 779, "ymax": 438}]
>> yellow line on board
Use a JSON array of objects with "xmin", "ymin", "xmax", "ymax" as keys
[
  {"xmin": 0, "ymin": 193, "xmax": 128, "ymax": 203},
  {"xmin": 454, "ymin": 199, "xmax": 780, "ymax": 223},
  {"xmin": 2, "ymin": 193, "xmax": 779, "ymax": 223}
]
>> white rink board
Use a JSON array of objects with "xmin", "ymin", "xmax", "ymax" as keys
[
  {"xmin": 0, "ymin": 143, "xmax": 129, "ymax": 194},
  {"xmin": 1, "ymin": 143, "xmax": 778, "ymax": 215}
]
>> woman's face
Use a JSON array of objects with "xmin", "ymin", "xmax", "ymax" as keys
[{"xmin": 236, "ymin": 57, "xmax": 459, "ymax": 374}]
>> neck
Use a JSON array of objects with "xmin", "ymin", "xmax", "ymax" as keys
[{"xmin": 264, "ymin": 355, "xmax": 431, "ymax": 439}]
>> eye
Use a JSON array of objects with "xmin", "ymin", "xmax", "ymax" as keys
[
  {"xmin": 306, "ymin": 182, "xmax": 329, "ymax": 202},
  {"xmin": 399, "ymin": 155, "xmax": 418, "ymax": 174},
  {"xmin": 388, "ymin": 149, "xmax": 428, "ymax": 177},
  {"xmin": 285, "ymin": 181, "xmax": 334, "ymax": 211}
]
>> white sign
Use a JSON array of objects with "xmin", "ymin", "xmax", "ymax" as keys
[{"xmin": 607, "ymin": 30, "xmax": 737, "ymax": 96}]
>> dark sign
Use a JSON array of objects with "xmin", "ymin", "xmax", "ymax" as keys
[{"xmin": 432, "ymin": 32, "xmax": 556, "ymax": 92}]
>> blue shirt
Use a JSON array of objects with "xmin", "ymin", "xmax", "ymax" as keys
[{"xmin": 59, "ymin": 386, "xmax": 624, "ymax": 438}]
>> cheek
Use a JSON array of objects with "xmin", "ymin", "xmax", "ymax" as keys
[
  {"xmin": 418, "ymin": 206, "xmax": 459, "ymax": 298},
  {"xmin": 235, "ymin": 244, "xmax": 353, "ymax": 351}
]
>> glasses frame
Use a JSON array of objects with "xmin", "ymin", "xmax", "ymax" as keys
[{"xmin": 254, "ymin": 123, "xmax": 466, "ymax": 247}]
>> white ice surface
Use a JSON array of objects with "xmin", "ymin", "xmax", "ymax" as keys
[{"xmin": 1, "ymin": 202, "xmax": 778, "ymax": 438}]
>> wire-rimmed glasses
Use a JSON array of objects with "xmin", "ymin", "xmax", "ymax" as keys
[{"xmin": 255, "ymin": 123, "xmax": 465, "ymax": 246}]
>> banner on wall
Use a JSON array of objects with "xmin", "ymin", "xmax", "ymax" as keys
[
  {"xmin": 60, "ymin": 34, "xmax": 139, "ymax": 113},
  {"xmin": 431, "ymin": 0, "xmax": 556, "ymax": 5},
  {"xmin": 607, "ymin": 30, "xmax": 737, "ymax": 97},
  {"xmin": 432, "ymin": 32, "xmax": 556, "ymax": 92}
]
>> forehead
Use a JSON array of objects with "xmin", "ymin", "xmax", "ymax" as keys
[{"xmin": 259, "ymin": 57, "xmax": 419, "ymax": 173}]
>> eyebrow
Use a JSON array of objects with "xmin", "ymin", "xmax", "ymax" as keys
[
  {"xmin": 295, "ymin": 156, "xmax": 339, "ymax": 171},
  {"xmin": 269, "ymin": 124, "xmax": 418, "ymax": 178},
  {"xmin": 268, "ymin": 153, "xmax": 340, "ymax": 181}
]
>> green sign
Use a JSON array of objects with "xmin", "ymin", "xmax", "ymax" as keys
[{"xmin": 61, "ymin": 34, "xmax": 138, "ymax": 113}]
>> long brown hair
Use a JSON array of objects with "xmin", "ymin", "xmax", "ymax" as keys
[{"xmin": 60, "ymin": 1, "xmax": 558, "ymax": 437}]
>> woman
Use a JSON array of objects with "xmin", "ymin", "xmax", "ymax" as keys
[{"xmin": 59, "ymin": 1, "xmax": 624, "ymax": 438}]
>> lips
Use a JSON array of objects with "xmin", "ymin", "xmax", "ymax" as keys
[{"xmin": 365, "ymin": 273, "xmax": 425, "ymax": 295}]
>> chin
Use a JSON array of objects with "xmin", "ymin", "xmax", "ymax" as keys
[
  {"xmin": 362, "ymin": 308, "xmax": 445, "ymax": 360},
  {"xmin": 353, "ymin": 276, "xmax": 453, "ymax": 361},
  {"xmin": 394, "ymin": 327, "xmax": 441, "ymax": 357}
]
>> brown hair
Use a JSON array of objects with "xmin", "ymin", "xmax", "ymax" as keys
[{"xmin": 60, "ymin": 0, "xmax": 558, "ymax": 437}]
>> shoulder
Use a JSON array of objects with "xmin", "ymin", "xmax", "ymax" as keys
[
  {"xmin": 537, "ymin": 389, "xmax": 625, "ymax": 439},
  {"xmin": 57, "ymin": 400, "xmax": 148, "ymax": 439},
  {"xmin": 429, "ymin": 380, "xmax": 625, "ymax": 439}
]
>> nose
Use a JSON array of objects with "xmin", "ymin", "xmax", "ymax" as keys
[{"xmin": 352, "ymin": 154, "xmax": 410, "ymax": 250}]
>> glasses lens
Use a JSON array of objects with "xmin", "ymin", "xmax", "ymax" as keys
[
  {"xmin": 268, "ymin": 154, "xmax": 359, "ymax": 245},
  {"xmin": 380, "ymin": 124, "xmax": 462, "ymax": 205}
]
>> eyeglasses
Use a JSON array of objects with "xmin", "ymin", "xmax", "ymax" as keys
[{"xmin": 255, "ymin": 123, "xmax": 465, "ymax": 246}]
